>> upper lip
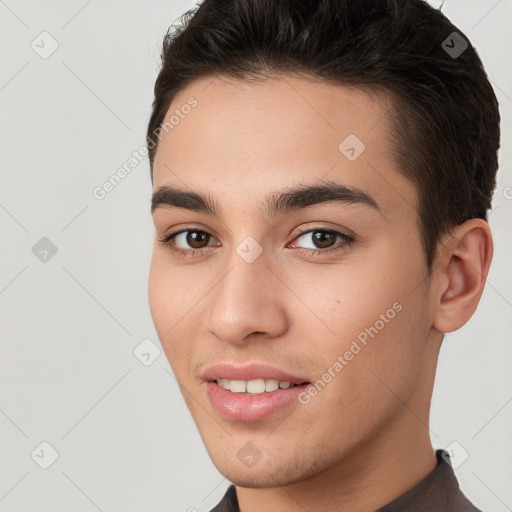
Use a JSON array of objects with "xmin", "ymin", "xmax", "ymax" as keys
[{"xmin": 202, "ymin": 363, "xmax": 309, "ymax": 384}]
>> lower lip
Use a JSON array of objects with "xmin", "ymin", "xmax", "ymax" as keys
[{"xmin": 205, "ymin": 381, "xmax": 310, "ymax": 422}]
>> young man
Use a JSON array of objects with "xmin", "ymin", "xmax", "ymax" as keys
[{"xmin": 146, "ymin": 0, "xmax": 500, "ymax": 510}]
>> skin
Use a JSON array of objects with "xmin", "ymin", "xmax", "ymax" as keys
[{"xmin": 148, "ymin": 75, "xmax": 493, "ymax": 512}]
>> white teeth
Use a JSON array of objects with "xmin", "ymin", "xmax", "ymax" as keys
[
  {"xmin": 217, "ymin": 378, "xmax": 229, "ymax": 388},
  {"xmin": 229, "ymin": 380, "xmax": 247, "ymax": 393},
  {"xmin": 246, "ymin": 379, "xmax": 266, "ymax": 393},
  {"xmin": 216, "ymin": 379, "xmax": 299, "ymax": 393},
  {"xmin": 265, "ymin": 379, "xmax": 279, "ymax": 392}
]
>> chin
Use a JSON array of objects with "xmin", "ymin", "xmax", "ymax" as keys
[
  {"xmin": 222, "ymin": 472, "xmax": 305, "ymax": 489},
  {"xmin": 212, "ymin": 453, "xmax": 324, "ymax": 489}
]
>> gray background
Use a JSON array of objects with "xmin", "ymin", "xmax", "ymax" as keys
[{"xmin": 0, "ymin": 0, "xmax": 511, "ymax": 510}]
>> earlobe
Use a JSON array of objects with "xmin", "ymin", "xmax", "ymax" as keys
[{"xmin": 432, "ymin": 219, "xmax": 493, "ymax": 333}]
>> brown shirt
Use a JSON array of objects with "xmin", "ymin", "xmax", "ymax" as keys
[{"xmin": 209, "ymin": 449, "xmax": 482, "ymax": 512}]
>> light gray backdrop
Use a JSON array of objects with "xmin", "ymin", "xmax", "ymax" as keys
[{"xmin": 0, "ymin": 0, "xmax": 511, "ymax": 511}]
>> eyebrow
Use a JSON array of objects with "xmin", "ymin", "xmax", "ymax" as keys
[{"xmin": 151, "ymin": 181, "xmax": 381, "ymax": 218}]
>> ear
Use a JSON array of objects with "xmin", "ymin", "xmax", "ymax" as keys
[{"xmin": 432, "ymin": 219, "xmax": 493, "ymax": 333}]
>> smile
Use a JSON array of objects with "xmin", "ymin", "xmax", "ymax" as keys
[{"xmin": 215, "ymin": 378, "xmax": 304, "ymax": 394}]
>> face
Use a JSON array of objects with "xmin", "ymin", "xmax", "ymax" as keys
[{"xmin": 148, "ymin": 75, "xmax": 437, "ymax": 487}]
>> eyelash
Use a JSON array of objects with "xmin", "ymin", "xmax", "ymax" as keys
[{"xmin": 157, "ymin": 225, "xmax": 355, "ymax": 259}]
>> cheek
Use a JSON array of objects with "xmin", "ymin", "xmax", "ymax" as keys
[
  {"xmin": 293, "ymin": 245, "xmax": 429, "ymax": 405},
  {"xmin": 148, "ymin": 250, "xmax": 194, "ymax": 335},
  {"xmin": 148, "ymin": 250, "xmax": 218, "ymax": 385},
  {"xmin": 295, "ymin": 291, "xmax": 428, "ymax": 445},
  {"xmin": 148, "ymin": 251, "xmax": 191, "ymax": 371},
  {"xmin": 282, "ymin": 259, "xmax": 405, "ymax": 350},
  {"xmin": 147, "ymin": 251, "xmax": 168, "ymax": 334}
]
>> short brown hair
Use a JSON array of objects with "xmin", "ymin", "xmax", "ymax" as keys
[{"xmin": 146, "ymin": 0, "xmax": 501, "ymax": 272}]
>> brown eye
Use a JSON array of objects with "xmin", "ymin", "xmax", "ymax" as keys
[
  {"xmin": 310, "ymin": 230, "xmax": 337, "ymax": 249},
  {"xmin": 290, "ymin": 228, "xmax": 353, "ymax": 255},
  {"xmin": 183, "ymin": 230, "xmax": 211, "ymax": 249},
  {"xmin": 157, "ymin": 228, "xmax": 220, "ymax": 258},
  {"xmin": 293, "ymin": 228, "xmax": 354, "ymax": 249}
]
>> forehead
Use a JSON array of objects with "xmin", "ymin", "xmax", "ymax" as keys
[{"xmin": 152, "ymin": 75, "xmax": 417, "ymax": 220}]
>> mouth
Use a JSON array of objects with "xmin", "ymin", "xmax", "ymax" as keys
[
  {"xmin": 201, "ymin": 362, "xmax": 312, "ymax": 421},
  {"xmin": 213, "ymin": 378, "xmax": 310, "ymax": 394}
]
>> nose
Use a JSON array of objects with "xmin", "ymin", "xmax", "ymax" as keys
[{"xmin": 206, "ymin": 249, "xmax": 289, "ymax": 346}]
